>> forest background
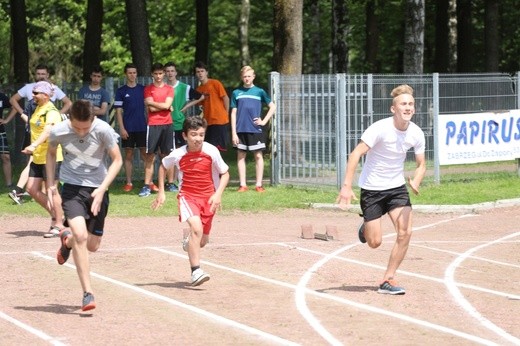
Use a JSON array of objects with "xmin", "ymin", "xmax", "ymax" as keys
[{"xmin": 1, "ymin": 0, "xmax": 519, "ymax": 91}]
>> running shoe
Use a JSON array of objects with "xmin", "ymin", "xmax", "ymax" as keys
[
  {"xmin": 123, "ymin": 183, "xmax": 133, "ymax": 192},
  {"xmin": 82, "ymin": 292, "xmax": 96, "ymax": 311},
  {"xmin": 255, "ymin": 186, "xmax": 265, "ymax": 193},
  {"xmin": 8, "ymin": 190, "xmax": 22, "ymax": 205},
  {"xmin": 138, "ymin": 185, "xmax": 151, "ymax": 197},
  {"xmin": 357, "ymin": 222, "xmax": 366, "ymax": 243},
  {"xmin": 57, "ymin": 229, "xmax": 72, "ymax": 265},
  {"xmin": 43, "ymin": 226, "xmax": 61, "ymax": 238},
  {"xmin": 191, "ymin": 268, "xmax": 210, "ymax": 286},
  {"xmin": 166, "ymin": 183, "xmax": 179, "ymax": 192},
  {"xmin": 377, "ymin": 280, "xmax": 406, "ymax": 295},
  {"xmin": 237, "ymin": 186, "xmax": 248, "ymax": 192}
]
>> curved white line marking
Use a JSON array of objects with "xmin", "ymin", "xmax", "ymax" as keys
[
  {"xmin": 151, "ymin": 247, "xmax": 497, "ymax": 345},
  {"xmin": 295, "ymin": 244, "xmax": 357, "ymax": 345},
  {"xmin": 294, "ymin": 214, "xmax": 482, "ymax": 345},
  {"xmin": 0, "ymin": 311, "xmax": 66, "ymax": 346},
  {"xmin": 444, "ymin": 231, "xmax": 520, "ymax": 345}
]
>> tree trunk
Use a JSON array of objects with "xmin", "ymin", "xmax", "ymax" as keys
[
  {"xmin": 239, "ymin": 0, "xmax": 251, "ymax": 67},
  {"xmin": 365, "ymin": 0, "xmax": 379, "ymax": 72},
  {"xmin": 434, "ymin": 0, "xmax": 450, "ymax": 72},
  {"xmin": 82, "ymin": 0, "xmax": 103, "ymax": 82},
  {"xmin": 125, "ymin": 0, "xmax": 152, "ymax": 75},
  {"xmin": 403, "ymin": 0, "xmax": 425, "ymax": 73},
  {"xmin": 10, "ymin": 0, "xmax": 29, "ymax": 84},
  {"xmin": 308, "ymin": 0, "xmax": 321, "ymax": 73},
  {"xmin": 456, "ymin": 0, "xmax": 473, "ymax": 72},
  {"xmin": 273, "ymin": 0, "xmax": 303, "ymax": 74},
  {"xmin": 447, "ymin": 0, "xmax": 458, "ymax": 72},
  {"xmin": 273, "ymin": 0, "xmax": 303, "ymax": 164},
  {"xmin": 484, "ymin": 0, "xmax": 499, "ymax": 72},
  {"xmin": 332, "ymin": 0, "xmax": 348, "ymax": 73},
  {"xmin": 195, "ymin": 0, "xmax": 209, "ymax": 65}
]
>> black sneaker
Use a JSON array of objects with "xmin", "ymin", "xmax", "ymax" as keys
[
  {"xmin": 377, "ymin": 280, "xmax": 406, "ymax": 295},
  {"xmin": 82, "ymin": 292, "xmax": 96, "ymax": 311},
  {"xmin": 357, "ymin": 222, "xmax": 366, "ymax": 243},
  {"xmin": 56, "ymin": 230, "xmax": 72, "ymax": 265}
]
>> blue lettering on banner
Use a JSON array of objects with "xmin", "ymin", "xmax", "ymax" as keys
[{"xmin": 445, "ymin": 116, "xmax": 520, "ymax": 146}]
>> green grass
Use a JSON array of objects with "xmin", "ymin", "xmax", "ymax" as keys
[{"xmin": 2, "ymin": 153, "xmax": 519, "ymax": 218}]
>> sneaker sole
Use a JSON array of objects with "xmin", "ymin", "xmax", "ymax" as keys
[
  {"xmin": 8, "ymin": 193, "xmax": 22, "ymax": 205},
  {"xmin": 377, "ymin": 288, "xmax": 406, "ymax": 295},
  {"xmin": 192, "ymin": 274, "xmax": 210, "ymax": 287},
  {"xmin": 43, "ymin": 232, "xmax": 59, "ymax": 238},
  {"xmin": 81, "ymin": 302, "xmax": 96, "ymax": 311},
  {"xmin": 57, "ymin": 231, "xmax": 72, "ymax": 265}
]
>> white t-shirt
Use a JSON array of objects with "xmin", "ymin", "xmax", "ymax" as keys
[
  {"xmin": 17, "ymin": 82, "xmax": 67, "ymax": 102},
  {"xmin": 358, "ymin": 117, "xmax": 425, "ymax": 190}
]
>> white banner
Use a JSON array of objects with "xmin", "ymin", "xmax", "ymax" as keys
[{"xmin": 438, "ymin": 109, "xmax": 520, "ymax": 165}]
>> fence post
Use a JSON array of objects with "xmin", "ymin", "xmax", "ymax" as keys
[
  {"xmin": 269, "ymin": 71, "xmax": 280, "ymax": 185},
  {"xmin": 433, "ymin": 73, "xmax": 440, "ymax": 184},
  {"xmin": 517, "ymin": 72, "xmax": 520, "ymax": 177},
  {"xmin": 336, "ymin": 73, "xmax": 347, "ymax": 188}
]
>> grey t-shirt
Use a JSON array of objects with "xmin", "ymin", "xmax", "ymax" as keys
[{"xmin": 49, "ymin": 117, "xmax": 119, "ymax": 187}]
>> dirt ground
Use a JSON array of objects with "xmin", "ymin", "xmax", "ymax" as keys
[{"xmin": 1, "ymin": 205, "xmax": 519, "ymax": 345}]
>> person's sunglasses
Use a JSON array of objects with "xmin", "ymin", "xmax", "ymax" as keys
[{"xmin": 32, "ymin": 91, "xmax": 44, "ymax": 95}]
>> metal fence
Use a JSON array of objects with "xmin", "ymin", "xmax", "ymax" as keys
[
  {"xmin": 3, "ymin": 73, "xmax": 519, "ymax": 187},
  {"xmin": 3, "ymin": 75, "xmax": 199, "ymax": 167},
  {"xmin": 270, "ymin": 72, "xmax": 520, "ymax": 187}
]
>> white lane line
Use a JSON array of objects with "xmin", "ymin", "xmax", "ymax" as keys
[
  {"xmin": 0, "ymin": 311, "xmax": 66, "ymax": 346},
  {"xmin": 31, "ymin": 252, "xmax": 298, "ymax": 346},
  {"xmin": 150, "ymin": 247, "xmax": 497, "ymax": 345},
  {"xmin": 278, "ymin": 244, "xmax": 520, "ymax": 300},
  {"xmin": 444, "ymin": 232, "xmax": 520, "ymax": 345},
  {"xmin": 294, "ymin": 244, "xmax": 356, "ymax": 346},
  {"xmin": 413, "ymin": 244, "xmax": 520, "ymax": 269},
  {"xmin": 294, "ymin": 214, "xmax": 486, "ymax": 345}
]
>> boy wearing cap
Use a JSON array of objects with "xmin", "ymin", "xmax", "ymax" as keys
[{"xmin": 22, "ymin": 81, "xmax": 66, "ymax": 235}]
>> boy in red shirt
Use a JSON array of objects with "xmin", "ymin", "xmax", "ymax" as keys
[
  {"xmin": 152, "ymin": 116, "xmax": 229, "ymax": 286},
  {"xmin": 140, "ymin": 63, "xmax": 174, "ymax": 197}
]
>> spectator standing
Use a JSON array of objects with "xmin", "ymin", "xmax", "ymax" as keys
[
  {"xmin": 230, "ymin": 66, "xmax": 275, "ymax": 192},
  {"xmin": 140, "ymin": 63, "xmax": 174, "ymax": 197},
  {"xmin": 78, "ymin": 66, "xmax": 111, "ymax": 122},
  {"xmin": 164, "ymin": 61, "xmax": 204, "ymax": 192},
  {"xmin": 0, "ymin": 90, "xmax": 13, "ymax": 187},
  {"xmin": 193, "ymin": 61, "xmax": 229, "ymax": 151},
  {"xmin": 114, "ymin": 63, "xmax": 147, "ymax": 192},
  {"xmin": 6, "ymin": 64, "xmax": 72, "ymax": 204}
]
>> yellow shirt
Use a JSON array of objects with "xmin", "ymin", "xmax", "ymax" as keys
[{"xmin": 30, "ymin": 102, "xmax": 63, "ymax": 164}]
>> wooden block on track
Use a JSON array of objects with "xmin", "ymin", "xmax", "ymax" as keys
[
  {"xmin": 301, "ymin": 224, "xmax": 314, "ymax": 239},
  {"xmin": 325, "ymin": 225, "xmax": 339, "ymax": 240}
]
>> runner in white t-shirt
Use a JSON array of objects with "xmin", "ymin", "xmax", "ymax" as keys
[{"xmin": 336, "ymin": 84, "xmax": 426, "ymax": 295}]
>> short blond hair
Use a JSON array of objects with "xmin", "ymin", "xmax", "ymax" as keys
[
  {"xmin": 240, "ymin": 65, "xmax": 255, "ymax": 77},
  {"xmin": 390, "ymin": 84, "xmax": 414, "ymax": 98}
]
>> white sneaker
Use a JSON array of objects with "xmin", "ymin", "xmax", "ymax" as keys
[
  {"xmin": 43, "ymin": 226, "xmax": 61, "ymax": 238},
  {"xmin": 182, "ymin": 235, "xmax": 189, "ymax": 252},
  {"xmin": 191, "ymin": 268, "xmax": 210, "ymax": 286},
  {"xmin": 8, "ymin": 190, "xmax": 22, "ymax": 205}
]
